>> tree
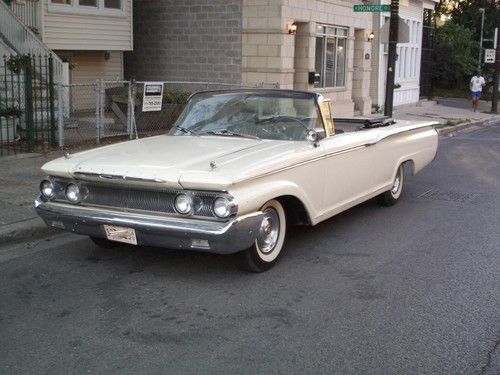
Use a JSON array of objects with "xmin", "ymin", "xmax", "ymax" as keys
[
  {"xmin": 437, "ymin": 0, "xmax": 500, "ymax": 43},
  {"xmin": 433, "ymin": 20, "xmax": 478, "ymax": 89}
]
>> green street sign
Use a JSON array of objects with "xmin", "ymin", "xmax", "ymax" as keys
[{"xmin": 353, "ymin": 4, "xmax": 390, "ymax": 12}]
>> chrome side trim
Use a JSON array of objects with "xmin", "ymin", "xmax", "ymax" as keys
[{"xmin": 233, "ymin": 144, "xmax": 368, "ymax": 184}]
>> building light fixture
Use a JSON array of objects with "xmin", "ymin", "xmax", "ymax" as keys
[
  {"xmin": 368, "ymin": 31, "xmax": 375, "ymax": 42},
  {"xmin": 288, "ymin": 23, "xmax": 297, "ymax": 35}
]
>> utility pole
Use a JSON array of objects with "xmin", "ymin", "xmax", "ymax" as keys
[
  {"xmin": 478, "ymin": 8, "xmax": 485, "ymax": 70},
  {"xmin": 384, "ymin": 0, "xmax": 399, "ymax": 117},
  {"xmin": 492, "ymin": 27, "xmax": 499, "ymax": 114}
]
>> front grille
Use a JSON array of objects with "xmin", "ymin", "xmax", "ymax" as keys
[{"xmin": 51, "ymin": 179, "xmax": 223, "ymax": 218}]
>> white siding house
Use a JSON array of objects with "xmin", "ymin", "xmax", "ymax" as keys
[
  {"xmin": 42, "ymin": 0, "xmax": 133, "ymax": 84},
  {"xmin": 370, "ymin": 0, "xmax": 438, "ymax": 108}
]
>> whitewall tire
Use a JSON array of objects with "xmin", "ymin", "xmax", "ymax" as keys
[{"xmin": 237, "ymin": 199, "xmax": 286, "ymax": 272}]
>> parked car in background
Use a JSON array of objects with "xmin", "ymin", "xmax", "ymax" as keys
[{"xmin": 35, "ymin": 89, "xmax": 439, "ymax": 272}]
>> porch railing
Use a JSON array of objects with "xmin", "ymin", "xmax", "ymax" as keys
[
  {"xmin": 0, "ymin": 0, "xmax": 63, "ymax": 82},
  {"xmin": 10, "ymin": 0, "xmax": 41, "ymax": 34}
]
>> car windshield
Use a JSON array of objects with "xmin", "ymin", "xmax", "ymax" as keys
[{"xmin": 169, "ymin": 91, "xmax": 322, "ymax": 141}]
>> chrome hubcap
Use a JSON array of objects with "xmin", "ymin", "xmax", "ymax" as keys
[
  {"xmin": 257, "ymin": 208, "xmax": 280, "ymax": 254},
  {"xmin": 391, "ymin": 175, "xmax": 400, "ymax": 194}
]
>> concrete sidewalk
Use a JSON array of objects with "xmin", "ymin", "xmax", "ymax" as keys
[{"xmin": 0, "ymin": 99, "xmax": 499, "ymax": 245}]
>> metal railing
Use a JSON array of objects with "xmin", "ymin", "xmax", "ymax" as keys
[
  {"xmin": 10, "ymin": 0, "xmax": 41, "ymax": 34},
  {"xmin": 0, "ymin": 0, "xmax": 63, "ymax": 82}
]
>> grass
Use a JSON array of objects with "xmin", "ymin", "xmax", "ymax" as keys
[{"xmin": 434, "ymin": 118, "xmax": 471, "ymax": 129}]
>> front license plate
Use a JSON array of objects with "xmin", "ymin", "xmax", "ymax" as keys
[{"xmin": 104, "ymin": 225, "xmax": 137, "ymax": 245}]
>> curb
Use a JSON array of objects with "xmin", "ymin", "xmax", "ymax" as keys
[
  {"xmin": 437, "ymin": 117, "xmax": 499, "ymax": 135},
  {"xmin": 0, "ymin": 217, "xmax": 58, "ymax": 245}
]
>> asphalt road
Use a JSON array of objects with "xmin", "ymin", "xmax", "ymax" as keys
[{"xmin": 1, "ymin": 123, "xmax": 499, "ymax": 375}]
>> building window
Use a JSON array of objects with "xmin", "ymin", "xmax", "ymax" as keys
[
  {"xmin": 79, "ymin": 0, "xmax": 97, "ymax": 6},
  {"xmin": 49, "ymin": 0, "xmax": 124, "ymax": 15},
  {"xmin": 314, "ymin": 25, "xmax": 348, "ymax": 88},
  {"xmin": 104, "ymin": 0, "xmax": 121, "ymax": 9}
]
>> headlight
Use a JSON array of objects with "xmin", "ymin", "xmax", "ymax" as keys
[
  {"xmin": 174, "ymin": 193, "xmax": 192, "ymax": 214},
  {"xmin": 213, "ymin": 197, "xmax": 232, "ymax": 218},
  {"xmin": 65, "ymin": 183, "xmax": 81, "ymax": 203},
  {"xmin": 40, "ymin": 180, "xmax": 55, "ymax": 199}
]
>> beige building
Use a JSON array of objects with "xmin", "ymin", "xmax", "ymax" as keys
[
  {"xmin": 4, "ymin": 0, "xmax": 133, "ymax": 85},
  {"xmin": 242, "ymin": 0, "xmax": 373, "ymax": 116}
]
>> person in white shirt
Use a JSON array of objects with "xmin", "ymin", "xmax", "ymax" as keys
[{"xmin": 470, "ymin": 72, "xmax": 486, "ymax": 112}]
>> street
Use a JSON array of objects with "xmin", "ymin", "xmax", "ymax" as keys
[{"xmin": 0, "ymin": 123, "xmax": 499, "ymax": 375}]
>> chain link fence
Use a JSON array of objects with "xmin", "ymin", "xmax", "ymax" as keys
[{"xmin": 56, "ymin": 80, "xmax": 278, "ymax": 152}]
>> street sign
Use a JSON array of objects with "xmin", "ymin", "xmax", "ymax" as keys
[
  {"xmin": 485, "ymin": 49, "xmax": 496, "ymax": 64},
  {"xmin": 142, "ymin": 82, "xmax": 164, "ymax": 112},
  {"xmin": 353, "ymin": 4, "xmax": 390, "ymax": 12}
]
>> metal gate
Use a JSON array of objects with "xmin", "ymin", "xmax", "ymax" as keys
[{"xmin": 0, "ymin": 54, "xmax": 56, "ymax": 156}]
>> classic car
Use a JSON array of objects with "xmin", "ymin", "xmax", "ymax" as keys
[{"xmin": 35, "ymin": 89, "xmax": 439, "ymax": 272}]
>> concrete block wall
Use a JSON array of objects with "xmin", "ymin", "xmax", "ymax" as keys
[{"xmin": 124, "ymin": 0, "xmax": 242, "ymax": 83}]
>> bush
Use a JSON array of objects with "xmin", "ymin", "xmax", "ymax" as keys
[
  {"xmin": 433, "ymin": 21, "xmax": 478, "ymax": 90},
  {"xmin": 163, "ymin": 89, "xmax": 190, "ymax": 104}
]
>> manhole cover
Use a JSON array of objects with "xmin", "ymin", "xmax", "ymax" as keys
[{"xmin": 418, "ymin": 189, "xmax": 480, "ymax": 203}]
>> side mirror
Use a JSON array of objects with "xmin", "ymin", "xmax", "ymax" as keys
[{"xmin": 306, "ymin": 129, "xmax": 320, "ymax": 147}]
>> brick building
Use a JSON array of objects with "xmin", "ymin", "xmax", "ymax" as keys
[{"xmin": 125, "ymin": 0, "xmax": 374, "ymax": 116}]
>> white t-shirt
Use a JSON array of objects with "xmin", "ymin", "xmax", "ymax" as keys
[{"xmin": 471, "ymin": 76, "xmax": 485, "ymax": 92}]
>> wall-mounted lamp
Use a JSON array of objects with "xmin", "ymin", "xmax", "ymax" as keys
[
  {"xmin": 104, "ymin": 51, "xmax": 111, "ymax": 60},
  {"xmin": 288, "ymin": 23, "xmax": 297, "ymax": 35},
  {"xmin": 367, "ymin": 31, "xmax": 375, "ymax": 42}
]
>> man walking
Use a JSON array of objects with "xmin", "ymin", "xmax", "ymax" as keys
[{"xmin": 470, "ymin": 72, "xmax": 486, "ymax": 112}]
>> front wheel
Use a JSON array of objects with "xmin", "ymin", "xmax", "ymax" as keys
[
  {"xmin": 376, "ymin": 163, "xmax": 405, "ymax": 206},
  {"xmin": 236, "ymin": 199, "xmax": 287, "ymax": 273}
]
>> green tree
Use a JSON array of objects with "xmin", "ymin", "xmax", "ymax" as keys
[{"xmin": 433, "ymin": 20, "xmax": 478, "ymax": 89}]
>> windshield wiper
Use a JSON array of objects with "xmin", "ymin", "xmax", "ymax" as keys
[
  {"xmin": 257, "ymin": 115, "xmax": 309, "ymax": 130},
  {"xmin": 200, "ymin": 129, "xmax": 260, "ymax": 140},
  {"xmin": 175, "ymin": 125, "xmax": 199, "ymax": 136}
]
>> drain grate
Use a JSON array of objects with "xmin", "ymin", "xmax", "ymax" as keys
[{"xmin": 418, "ymin": 188, "xmax": 480, "ymax": 203}]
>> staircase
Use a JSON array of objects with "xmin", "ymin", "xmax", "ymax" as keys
[{"xmin": 0, "ymin": 0, "xmax": 64, "ymax": 82}]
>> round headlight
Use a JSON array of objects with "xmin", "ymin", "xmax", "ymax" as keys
[
  {"xmin": 174, "ymin": 194, "xmax": 192, "ymax": 214},
  {"xmin": 213, "ymin": 197, "xmax": 232, "ymax": 218},
  {"xmin": 65, "ymin": 183, "xmax": 81, "ymax": 203},
  {"xmin": 40, "ymin": 180, "xmax": 55, "ymax": 199}
]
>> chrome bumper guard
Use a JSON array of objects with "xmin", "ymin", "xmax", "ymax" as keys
[{"xmin": 35, "ymin": 198, "xmax": 263, "ymax": 254}]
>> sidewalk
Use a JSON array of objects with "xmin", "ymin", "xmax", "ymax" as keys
[{"xmin": 0, "ymin": 99, "xmax": 499, "ymax": 245}]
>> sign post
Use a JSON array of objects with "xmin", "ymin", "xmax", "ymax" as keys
[
  {"xmin": 384, "ymin": 0, "xmax": 399, "ymax": 117},
  {"xmin": 491, "ymin": 27, "xmax": 499, "ymax": 114}
]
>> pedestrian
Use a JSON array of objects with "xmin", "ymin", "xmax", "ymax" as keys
[{"xmin": 470, "ymin": 71, "xmax": 486, "ymax": 112}]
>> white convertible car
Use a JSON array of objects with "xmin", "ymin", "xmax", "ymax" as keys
[{"xmin": 35, "ymin": 90, "xmax": 438, "ymax": 272}]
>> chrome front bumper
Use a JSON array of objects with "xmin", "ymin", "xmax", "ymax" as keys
[{"xmin": 34, "ymin": 198, "xmax": 263, "ymax": 254}]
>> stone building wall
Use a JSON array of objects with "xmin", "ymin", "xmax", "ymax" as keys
[
  {"xmin": 242, "ymin": 0, "xmax": 373, "ymax": 116},
  {"xmin": 124, "ymin": 0, "xmax": 242, "ymax": 83}
]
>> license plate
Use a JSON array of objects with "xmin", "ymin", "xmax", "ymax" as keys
[{"xmin": 103, "ymin": 225, "xmax": 137, "ymax": 245}]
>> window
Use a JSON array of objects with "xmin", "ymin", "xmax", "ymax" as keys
[
  {"xmin": 79, "ymin": 0, "xmax": 97, "ymax": 6},
  {"xmin": 104, "ymin": 0, "xmax": 121, "ymax": 9},
  {"xmin": 49, "ymin": 0, "xmax": 124, "ymax": 15},
  {"xmin": 314, "ymin": 25, "xmax": 348, "ymax": 88}
]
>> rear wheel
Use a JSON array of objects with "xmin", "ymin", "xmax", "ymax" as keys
[
  {"xmin": 377, "ymin": 163, "xmax": 405, "ymax": 206},
  {"xmin": 236, "ymin": 199, "xmax": 286, "ymax": 273},
  {"xmin": 89, "ymin": 236, "xmax": 123, "ymax": 248}
]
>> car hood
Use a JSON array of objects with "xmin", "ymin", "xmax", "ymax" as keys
[{"xmin": 42, "ymin": 135, "xmax": 311, "ymax": 190}]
